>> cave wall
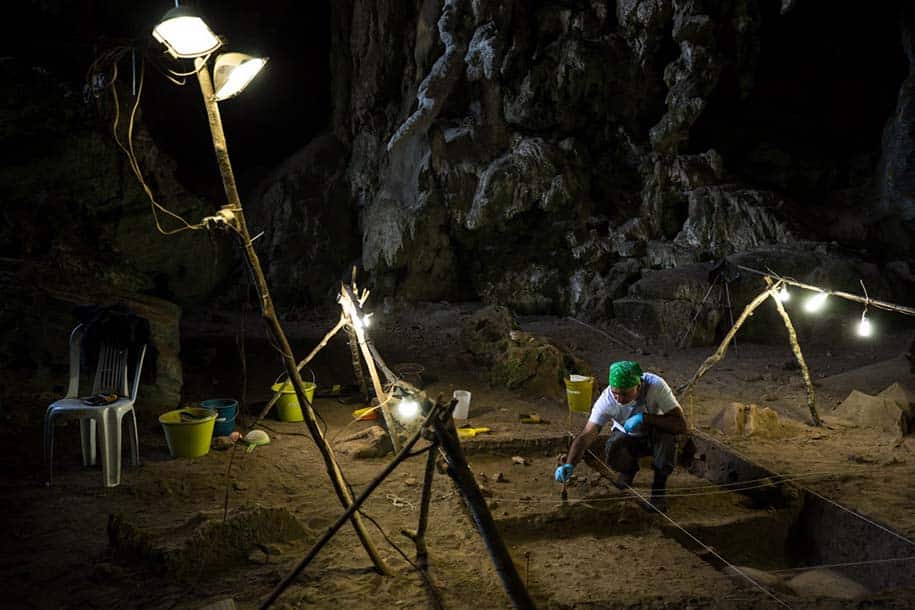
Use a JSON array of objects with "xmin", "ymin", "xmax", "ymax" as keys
[
  {"xmin": 0, "ymin": 56, "xmax": 235, "ymax": 411},
  {"xmin": 316, "ymin": 0, "xmax": 915, "ymax": 332}
]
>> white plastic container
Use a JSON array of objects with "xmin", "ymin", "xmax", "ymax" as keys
[{"xmin": 452, "ymin": 390, "xmax": 471, "ymax": 420}]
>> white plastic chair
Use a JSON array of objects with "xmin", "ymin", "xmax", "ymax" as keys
[{"xmin": 44, "ymin": 324, "xmax": 146, "ymax": 487}]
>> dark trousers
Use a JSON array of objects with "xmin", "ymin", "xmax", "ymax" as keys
[{"xmin": 604, "ymin": 428, "xmax": 678, "ymax": 480}]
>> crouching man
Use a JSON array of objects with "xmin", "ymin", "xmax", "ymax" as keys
[{"xmin": 554, "ymin": 360, "xmax": 687, "ymax": 512}]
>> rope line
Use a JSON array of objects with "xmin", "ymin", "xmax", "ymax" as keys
[
  {"xmin": 584, "ymin": 449, "xmax": 793, "ymax": 608},
  {"xmin": 771, "ymin": 555, "xmax": 915, "ymax": 574}
]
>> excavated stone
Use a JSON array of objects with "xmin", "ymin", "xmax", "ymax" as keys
[
  {"xmin": 785, "ymin": 569, "xmax": 871, "ymax": 600},
  {"xmin": 336, "ymin": 425, "xmax": 394, "ymax": 458}
]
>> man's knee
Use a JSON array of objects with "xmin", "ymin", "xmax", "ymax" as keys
[{"xmin": 605, "ymin": 431, "xmax": 641, "ymax": 473}]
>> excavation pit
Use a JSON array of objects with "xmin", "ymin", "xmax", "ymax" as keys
[{"xmin": 460, "ymin": 434, "xmax": 914, "ymax": 604}]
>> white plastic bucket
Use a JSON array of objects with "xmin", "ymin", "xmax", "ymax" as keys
[{"xmin": 452, "ymin": 390, "xmax": 471, "ymax": 420}]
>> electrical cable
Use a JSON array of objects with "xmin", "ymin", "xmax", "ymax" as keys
[{"xmin": 107, "ymin": 56, "xmax": 206, "ymax": 235}]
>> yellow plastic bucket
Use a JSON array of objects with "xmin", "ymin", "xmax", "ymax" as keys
[
  {"xmin": 270, "ymin": 380, "xmax": 316, "ymax": 422},
  {"xmin": 159, "ymin": 407, "xmax": 217, "ymax": 458},
  {"xmin": 564, "ymin": 375, "xmax": 594, "ymax": 413}
]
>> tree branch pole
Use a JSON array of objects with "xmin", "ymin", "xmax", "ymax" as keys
[
  {"xmin": 259, "ymin": 402, "xmax": 446, "ymax": 610},
  {"xmin": 367, "ymin": 341, "xmax": 422, "ymax": 395},
  {"xmin": 254, "ymin": 315, "xmax": 347, "ymax": 424},
  {"xmin": 737, "ymin": 265, "xmax": 915, "ymax": 317},
  {"xmin": 432, "ymin": 402, "xmax": 535, "ymax": 609},
  {"xmin": 764, "ymin": 277, "xmax": 821, "ymax": 426},
  {"xmin": 344, "ymin": 323, "xmax": 370, "ymax": 400},
  {"xmin": 677, "ymin": 286, "xmax": 772, "ymax": 396},
  {"xmin": 194, "ymin": 58, "xmax": 388, "ymax": 575},
  {"xmin": 339, "ymin": 285, "xmax": 401, "ymax": 452}
]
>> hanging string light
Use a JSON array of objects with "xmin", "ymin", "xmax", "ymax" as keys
[
  {"xmin": 776, "ymin": 284, "xmax": 790, "ymax": 302},
  {"xmin": 803, "ymin": 290, "xmax": 828, "ymax": 313},
  {"xmin": 857, "ymin": 280, "xmax": 872, "ymax": 338}
]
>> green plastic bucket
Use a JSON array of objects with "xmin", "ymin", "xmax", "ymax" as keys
[
  {"xmin": 270, "ymin": 380, "xmax": 316, "ymax": 422},
  {"xmin": 564, "ymin": 375, "xmax": 594, "ymax": 413},
  {"xmin": 159, "ymin": 407, "xmax": 217, "ymax": 458}
]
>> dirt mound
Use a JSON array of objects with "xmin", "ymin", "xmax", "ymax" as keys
[
  {"xmin": 832, "ymin": 383, "xmax": 914, "ymax": 435},
  {"xmin": 709, "ymin": 402, "xmax": 785, "ymax": 437}
]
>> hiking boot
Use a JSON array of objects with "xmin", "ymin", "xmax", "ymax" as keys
[
  {"xmin": 611, "ymin": 470, "xmax": 636, "ymax": 490},
  {"xmin": 648, "ymin": 489, "xmax": 667, "ymax": 513}
]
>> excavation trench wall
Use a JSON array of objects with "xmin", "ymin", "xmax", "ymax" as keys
[
  {"xmin": 687, "ymin": 431, "xmax": 915, "ymax": 592},
  {"xmin": 464, "ymin": 432, "xmax": 915, "ymax": 592}
]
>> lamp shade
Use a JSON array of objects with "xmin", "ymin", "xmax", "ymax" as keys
[
  {"xmin": 152, "ymin": 7, "xmax": 221, "ymax": 59},
  {"xmin": 213, "ymin": 53, "xmax": 268, "ymax": 101}
]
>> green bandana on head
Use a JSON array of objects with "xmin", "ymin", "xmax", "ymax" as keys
[{"xmin": 609, "ymin": 360, "xmax": 643, "ymax": 389}]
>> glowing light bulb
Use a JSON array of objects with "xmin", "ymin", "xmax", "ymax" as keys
[
  {"xmin": 803, "ymin": 291, "xmax": 828, "ymax": 313},
  {"xmin": 396, "ymin": 399, "xmax": 420, "ymax": 421},
  {"xmin": 776, "ymin": 286, "xmax": 790, "ymax": 302},
  {"xmin": 857, "ymin": 313, "xmax": 872, "ymax": 337}
]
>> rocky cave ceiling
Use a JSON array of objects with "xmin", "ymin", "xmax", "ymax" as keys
[{"xmin": 2, "ymin": 0, "xmax": 914, "ymax": 349}]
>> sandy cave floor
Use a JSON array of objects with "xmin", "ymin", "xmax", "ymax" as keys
[{"xmin": 3, "ymin": 301, "xmax": 915, "ymax": 609}]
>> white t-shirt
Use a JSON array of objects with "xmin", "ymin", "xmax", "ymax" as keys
[{"xmin": 588, "ymin": 373, "xmax": 680, "ymax": 434}]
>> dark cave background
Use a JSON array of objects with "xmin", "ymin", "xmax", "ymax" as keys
[{"xmin": 1, "ymin": 0, "xmax": 914, "ymax": 412}]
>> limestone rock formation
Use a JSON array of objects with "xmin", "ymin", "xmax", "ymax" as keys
[{"xmin": 324, "ymin": 0, "xmax": 915, "ymax": 339}]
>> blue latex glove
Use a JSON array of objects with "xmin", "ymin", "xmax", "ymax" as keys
[
  {"xmin": 554, "ymin": 463, "xmax": 574, "ymax": 483},
  {"xmin": 623, "ymin": 412, "xmax": 644, "ymax": 434}
]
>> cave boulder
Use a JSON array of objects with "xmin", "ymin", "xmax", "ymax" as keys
[
  {"xmin": 613, "ymin": 263, "xmax": 721, "ymax": 347},
  {"xmin": 461, "ymin": 305, "xmax": 591, "ymax": 401}
]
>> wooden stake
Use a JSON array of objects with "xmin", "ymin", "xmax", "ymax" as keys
[
  {"xmin": 339, "ymin": 285, "xmax": 400, "ymax": 452},
  {"xmin": 432, "ymin": 402, "xmax": 535, "ymax": 609},
  {"xmin": 259, "ymin": 403, "xmax": 445, "ymax": 610},
  {"xmin": 765, "ymin": 277, "xmax": 821, "ymax": 426},
  {"xmin": 401, "ymin": 441, "xmax": 437, "ymax": 570},
  {"xmin": 195, "ymin": 60, "xmax": 388, "ymax": 575}
]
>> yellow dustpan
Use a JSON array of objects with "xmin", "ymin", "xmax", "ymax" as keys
[{"xmin": 457, "ymin": 427, "xmax": 491, "ymax": 440}]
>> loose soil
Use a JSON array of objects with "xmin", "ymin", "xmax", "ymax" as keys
[{"xmin": 3, "ymin": 302, "xmax": 915, "ymax": 609}]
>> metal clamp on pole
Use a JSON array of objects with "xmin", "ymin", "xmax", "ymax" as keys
[{"xmin": 201, "ymin": 205, "xmax": 237, "ymax": 230}]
